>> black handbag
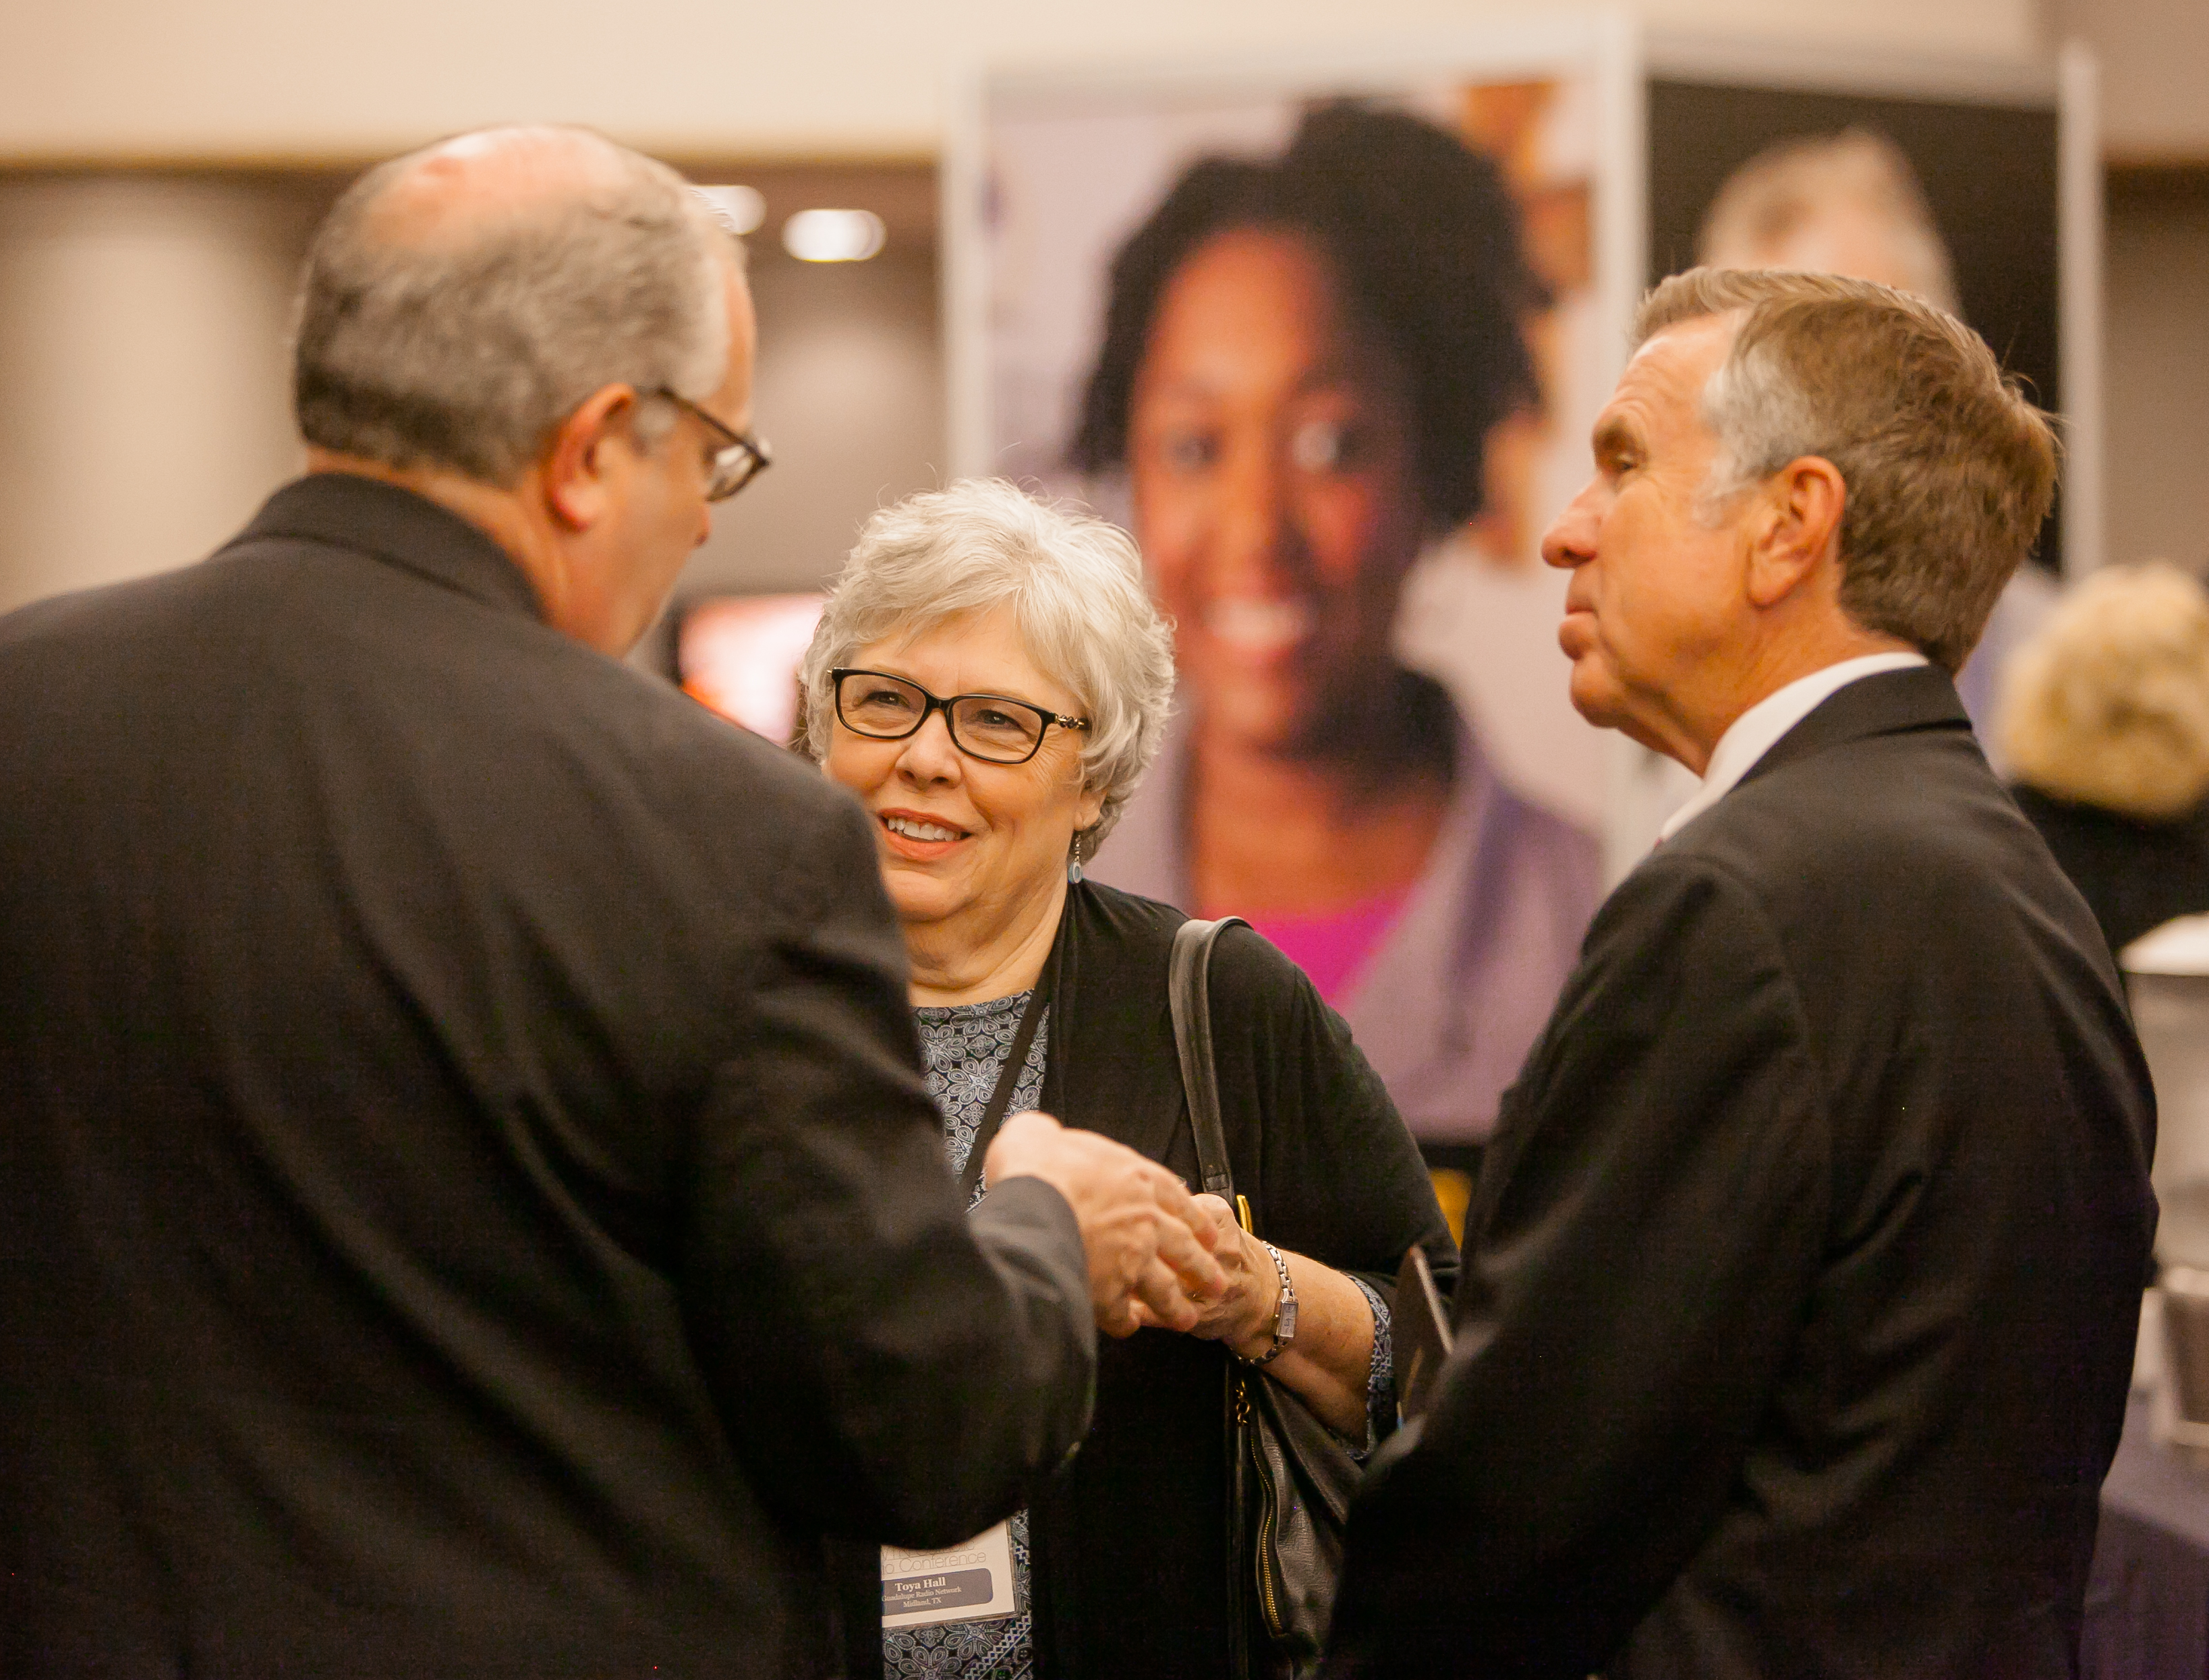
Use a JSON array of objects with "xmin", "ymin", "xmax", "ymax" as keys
[{"xmin": 1168, "ymin": 917, "xmax": 1362, "ymax": 1680}]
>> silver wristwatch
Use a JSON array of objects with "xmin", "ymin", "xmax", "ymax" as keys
[{"xmin": 1240, "ymin": 1240, "xmax": 1298, "ymax": 1366}]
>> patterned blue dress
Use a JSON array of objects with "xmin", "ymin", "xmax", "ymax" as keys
[{"xmin": 884, "ymin": 991, "xmax": 1051, "ymax": 1680}]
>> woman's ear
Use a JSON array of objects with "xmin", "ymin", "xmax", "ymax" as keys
[{"xmin": 1074, "ymin": 784, "xmax": 1107, "ymax": 836}]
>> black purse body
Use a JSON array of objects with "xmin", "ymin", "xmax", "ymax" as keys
[{"xmin": 1167, "ymin": 917, "xmax": 1360, "ymax": 1680}]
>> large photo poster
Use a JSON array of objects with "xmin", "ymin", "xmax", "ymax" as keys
[
  {"xmin": 1646, "ymin": 70, "xmax": 2069, "ymax": 728},
  {"xmin": 951, "ymin": 36, "xmax": 2086, "ymax": 1157},
  {"xmin": 958, "ymin": 42, "xmax": 1625, "ymax": 1153}
]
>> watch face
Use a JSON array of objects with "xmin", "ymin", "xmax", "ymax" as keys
[{"xmin": 1277, "ymin": 1293, "xmax": 1298, "ymax": 1342}]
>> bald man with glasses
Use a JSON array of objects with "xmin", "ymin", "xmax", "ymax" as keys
[{"xmin": 0, "ymin": 126, "xmax": 1225, "ymax": 1679}]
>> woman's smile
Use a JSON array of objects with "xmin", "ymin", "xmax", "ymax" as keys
[{"xmin": 877, "ymin": 807, "xmax": 971, "ymax": 859}]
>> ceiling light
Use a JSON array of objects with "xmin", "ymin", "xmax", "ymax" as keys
[
  {"xmin": 695, "ymin": 185, "xmax": 766, "ymax": 235},
  {"xmin": 782, "ymin": 209, "xmax": 885, "ymax": 263}
]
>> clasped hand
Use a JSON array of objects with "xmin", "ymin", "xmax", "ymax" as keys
[
  {"xmin": 1121, "ymin": 1192, "xmax": 1278, "ymax": 1350},
  {"xmin": 983, "ymin": 1112, "xmax": 1230, "ymax": 1338}
]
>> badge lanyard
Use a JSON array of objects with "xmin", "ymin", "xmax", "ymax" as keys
[
  {"xmin": 953, "ymin": 890, "xmax": 1074, "ymax": 1202},
  {"xmin": 955, "ymin": 959, "xmax": 1056, "ymax": 1203}
]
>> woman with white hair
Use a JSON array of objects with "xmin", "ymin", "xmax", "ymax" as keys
[{"xmin": 800, "ymin": 478, "xmax": 1453, "ymax": 1680}]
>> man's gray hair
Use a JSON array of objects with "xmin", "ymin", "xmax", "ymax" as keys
[
  {"xmin": 799, "ymin": 480, "xmax": 1176, "ymax": 850},
  {"xmin": 293, "ymin": 127, "xmax": 733, "ymax": 486},
  {"xmin": 1638, "ymin": 267, "xmax": 2057, "ymax": 675}
]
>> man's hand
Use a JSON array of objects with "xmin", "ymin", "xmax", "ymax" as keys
[{"xmin": 985, "ymin": 1111, "xmax": 1227, "ymax": 1337}]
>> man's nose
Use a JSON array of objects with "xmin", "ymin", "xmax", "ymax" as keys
[{"xmin": 1541, "ymin": 481, "xmax": 1601, "ymax": 571}]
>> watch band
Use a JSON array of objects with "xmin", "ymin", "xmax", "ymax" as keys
[{"xmin": 1240, "ymin": 1240, "xmax": 1298, "ymax": 1366}]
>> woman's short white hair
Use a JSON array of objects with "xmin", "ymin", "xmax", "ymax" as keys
[
  {"xmin": 1999, "ymin": 560, "xmax": 2209, "ymax": 820},
  {"xmin": 799, "ymin": 479, "xmax": 1175, "ymax": 850}
]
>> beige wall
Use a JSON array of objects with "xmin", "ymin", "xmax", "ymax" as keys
[
  {"xmin": 0, "ymin": 177, "xmax": 316, "ymax": 613},
  {"xmin": 2045, "ymin": 0, "xmax": 2209, "ymax": 577},
  {"xmin": 2102, "ymin": 171, "xmax": 2209, "ymax": 576},
  {"xmin": 2050, "ymin": 0, "xmax": 2209, "ymax": 163},
  {"xmin": 7, "ymin": 0, "xmax": 2041, "ymax": 165}
]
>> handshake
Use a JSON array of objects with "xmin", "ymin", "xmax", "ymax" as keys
[{"xmin": 985, "ymin": 1111, "xmax": 1228, "ymax": 1338}]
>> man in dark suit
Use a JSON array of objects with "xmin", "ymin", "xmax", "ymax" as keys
[
  {"xmin": 1326, "ymin": 269, "xmax": 2157, "ymax": 1678},
  {"xmin": 0, "ymin": 127, "xmax": 1223, "ymax": 1678}
]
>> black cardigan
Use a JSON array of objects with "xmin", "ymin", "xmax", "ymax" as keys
[{"xmin": 844, "ymin": 881, "xmax": 1457, "ymax": 1679}]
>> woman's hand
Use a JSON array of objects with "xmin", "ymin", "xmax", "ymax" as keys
[
  {"xmin": 1136, "ymin": 1192, "xmax": 1379, "ymax": 1439},
  {"xmin": 1128, "ymin": 1193, "xmax": 1278, "ymax": 1348}
]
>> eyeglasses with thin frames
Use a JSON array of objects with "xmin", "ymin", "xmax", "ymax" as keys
[
  {"xmin": 654, "ymin": 388, "xmax": 772, "ymax": 502},
  {"xmin": 830, "ymin": 668, "xmax": 1091, "ymax": 765}
]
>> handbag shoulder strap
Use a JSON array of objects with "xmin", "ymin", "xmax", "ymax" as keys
[{"xmin": 1168, "ymin": 915, "xmax": 1246, "ymax": 1201}]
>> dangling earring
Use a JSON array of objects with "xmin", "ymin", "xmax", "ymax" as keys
[{"xmin": 1068, "ymin": 830, "xmax": 1086, "ymax": 885}]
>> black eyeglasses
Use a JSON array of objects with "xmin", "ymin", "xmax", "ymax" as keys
[
  {"xmin": 830, "ymin": 669, "xmax": 1090, "ymax": 765},
  {"xmin": 654, "ymin": 388, "xmax": 772, "ymax": 502}
]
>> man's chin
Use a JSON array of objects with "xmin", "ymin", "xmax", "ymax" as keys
[{"xmin": 1565, "ymin": 663, "xmax": 1629, "ymax": 732}]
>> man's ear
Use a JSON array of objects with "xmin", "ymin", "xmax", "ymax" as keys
[
  {"xmin": 542, "ymin": 384, "xmax": 641, "ymax": 532},
  {"xmin": 1745, "ymin": 455, "xmax": 1847, "ymax": 610}
]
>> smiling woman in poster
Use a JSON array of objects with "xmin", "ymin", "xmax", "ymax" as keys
[{"xmin": 1070, "ymin": 103, "xmax": 1601, "ymax": 1165}]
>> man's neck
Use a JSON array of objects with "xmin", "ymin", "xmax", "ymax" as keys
[
  {"xmin": 905, "ymin": 873, "xmax": 1068, "ymax": 1009},
  {"xmin": 1672, "ymin": 623, "xmax": 1919, "ymax": 776}
]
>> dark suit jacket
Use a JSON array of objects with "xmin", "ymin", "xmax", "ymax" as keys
[
  {"xmin": 0, "ymin": 474, "xmax": 1097, "ymax": 1679},
  {"xmin": 1326, "ymin": 668, "xmax": 2158, "ymax": 1679}
]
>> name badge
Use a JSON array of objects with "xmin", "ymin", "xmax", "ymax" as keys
[{"xmin": 880, "ymin": 1519, "xmax": 1016, "ymax": 1628}]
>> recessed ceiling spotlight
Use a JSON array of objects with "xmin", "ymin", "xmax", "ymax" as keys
[
  {"xmin": 782, "ymin": 208, "xmax": 886, "ymax": 263},
  {"xmin": 695, "ymin": 185, "xmax": 766, "ymax": 235}
]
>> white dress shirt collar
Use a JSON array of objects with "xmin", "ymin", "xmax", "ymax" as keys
[{"xmin": 1657, "ymin": 652, "xmax": 1930, "ymax": 844}]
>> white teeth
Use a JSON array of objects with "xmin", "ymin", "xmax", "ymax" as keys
[
  {"xmin": 1206, "ymin": 597, "xmax": 1313, "ymax": 652},
  {"xmin": 886, "ymin": 815, "xmax": 960, "ymax": 842}
]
